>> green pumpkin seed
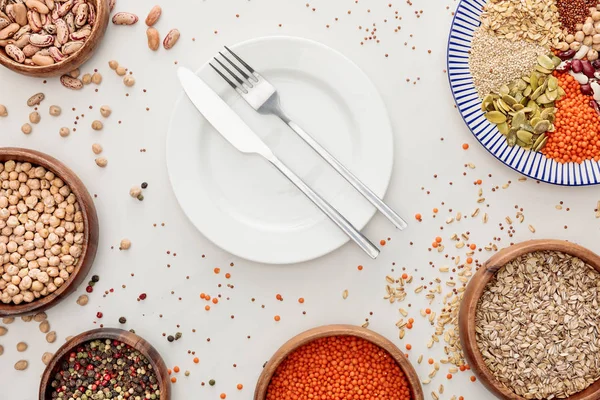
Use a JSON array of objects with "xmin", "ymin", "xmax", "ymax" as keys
[
  {"xmin": 520, "ymin": 123, "xmax": 534, "ymax": 133},
  {"xmin": 499, "ymin": 85, "xmax": 510, "ymax": 96},
  {"xmin": 530, "ymin": 117, "xmax": 541, "ymax": 127},
  {"xmin": 516, "ymin": 79, "xmax": 528, "ymax": 91},
  {"xmin": 547, "ymin": 123, "xmax": 555, "ymax": 132},
  {"xmin": 535, "ymin": 65, "xmax": 553, "ymax": 74},
  {"xmin": 523, "ymin": 86, "xmax": 532, "ymax": 97},
  {"xmin": 536, "ymin": 94, "xmax": 551, "ymax": 104},
  {"xmin": 497, "ymin": 122, "xmax": 509, "ymax": 135},
  {"xmin": 530, "ymin": 73, "xmax": 539, "ymax": 90},
  {"xmin": 537, "ymin": 54, "xmax": 555, "ymax": 70},
  {"xmin": 546, "ymin": 89, "xmax": 558, "ymax": 101},
  {"xmin": 522, "ymin": 76, "xmax": 531, "ymax": 83},
  {"xmin": 531, "ymin": 85, "xmax": 545, "ymax": 101},
  {"xmin": 551, "ymin": 55, "xmax": 561, "ymax": 67},
  {"xmin": 533, "ymin": 135, "xmax": 548, "ymax": 152},
  {"xmin": 516, "ymin": 138, "xmax": 530, "ymax": 148},
  {"xmin": 534, "ymin": 120, "xmax": 551, "ymax": 134},
  {"xmin": 540, "ymin": 108, "xmax": 555, "ymax": 120},
  {"xmin": 548, "ymin": 76, "xmax": 558, "ymax": 91},
  {"xmin": 513, "ymin": 103, "xmax": 525, "ymax": 111},
  {"xmin": 558, "ymin": 86, "xmax": 566, "ymax": 97},
  {"xmin": 485, "ymin": 111, "xmax": 507, "ymax": 124},
  {"xmin": 507, "ymin": 129, "xmax": 517, "ymax": 146},
  {"xmin": 512, "ymin": 111, "xmax": 526, "ymax": 127},
  {"xmin": 502, "ymin": 95, "xmax": 517, "ymax": 106}
]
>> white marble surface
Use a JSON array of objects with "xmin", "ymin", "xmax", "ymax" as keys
[{"xmin": 1, "ymin": 0, "xmax": 599, "ymax": 399}]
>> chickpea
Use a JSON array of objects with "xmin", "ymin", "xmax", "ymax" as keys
[
  {"xmin": 21, "ymin": 123, "xmax": 32, "ymax": 135},
  {"xmin": 92, "ymin": 143, "xmax": 103, "ymax": 154},
  {"xmin": 82, "ymin": 74, "xmax": 92, "ymax": 85},
  {"xmin": 0, "ymin": 105, "xmax": 7, "ymax": 117},
  {"xmin": 95, "ymin": 157, "xmax": 108, "ymax": 168},
  {"xmin": 120, "ymin": 238, "xmax": 131, "ymax": 250},
  {"xmin": 123, "ymin": 76, "xmax": 135, "ymax": 87},
  {"xmin": 100, "ymin": 105, "xmax": 112, "ymax": 118},
  {"xmin": 49, "ymin": 105, "xmax": 61, "ymax": 117},
  {"xmin": 29, "ymin": 111, "xmax": 41, "ymax": 124}
]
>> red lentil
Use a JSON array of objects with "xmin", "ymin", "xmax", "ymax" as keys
[
  {"xmin": 193, "ymin": 357, "xmax": 199, "ymax": 364},
  {"xmin": 237, "ymin": 384, "xmax": 243, "ymax": 390},
  {"xmin": 543, "ymin": 73, "xmax": 600, "ymax": 163},
  {"xmin": 266, "ymin": 336, "xmax": 412, "ymax": 400},
  {"xmin": 462, "ymin": 143, "xmax": 469, "ymax": 150}
]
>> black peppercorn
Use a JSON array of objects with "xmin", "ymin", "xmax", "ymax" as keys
[
  {"xmin": 167, "ymin": 335, "xmax": 174, "ymax": 342},
  {"xmin": 141, "ymin": 182, "xmax": 148, "ymax": 189},
  {"xmin": 91, "ymin": 275, "xmax": 100, "ymax": 282},
  {"xmin": 119, "ymin": 317, "xmax": 127, "ymax": 324}
]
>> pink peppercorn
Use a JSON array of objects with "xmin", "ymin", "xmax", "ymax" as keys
[
  {"xmin": 86, "ymin": 286, "xmax": 93, "ymax": 293},
  {"xmin": 96, "ymin": 312, "xmax": 103, "ymax": 318},
  {"xmin": 139, "ymin": 293, "xmax": 147, "ymax": 300}
]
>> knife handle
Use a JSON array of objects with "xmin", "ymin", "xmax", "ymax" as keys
[
  {"xmin": 267, "ymin": 155, "xmax": 380, "ymax": 259},
  {"xmin": 285, "ymin": 119, "xmax": 407, "ymax": 231}
]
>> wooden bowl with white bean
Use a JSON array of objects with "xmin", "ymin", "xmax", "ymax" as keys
[
  {"xmin": 0, "ymin": 147, "xmax": 99, "ymax": 317},
  {"xmin": 0, "ymin": 0, "xmax": 110, "ymax": 77}
]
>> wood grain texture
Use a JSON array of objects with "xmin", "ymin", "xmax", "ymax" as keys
[
  {"xmin": 0, "ymin": 148, "xmax": 99, "ymax": 317},
  {"xmin": 0, "ymin": 0, "xmax": 110, "ymax": 78},
  {"xmin": 254, "ymin": 324, "xmax": 425, "ymax": 400},
  {"xmin": 39, "ymin": 328, "xmax": 171, "ymax": 400},
  {"xmin": 459, "ymin": 239, "xmax": 600, "ymax": 400}
]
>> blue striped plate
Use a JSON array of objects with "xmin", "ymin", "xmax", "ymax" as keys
[{"xmin": 447, "ymin": 0, "xmax": 600, "ymax": 186}]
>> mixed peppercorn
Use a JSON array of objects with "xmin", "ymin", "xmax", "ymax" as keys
[{"xmin": 48, "ymin": 338, "xmax": 160, "ymax": 400}]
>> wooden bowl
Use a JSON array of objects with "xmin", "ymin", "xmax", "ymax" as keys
[
  {"xmin": 254, "ymin": 324, "xmax": 425, "ymax": 400},
  {"xmin": 39, "ymin": 328, "xmax": 171, "ymax": 399},
  {"xmin": 459, "ymin": 239, "xmax": 600, "ymax": 400},
  {"xmin": 0, "ymin": 147, "xmax": 99, "ymax": 317},
  {"xmin": 0, "ymin": 0, "xmax": 110, "ymax": 77}
]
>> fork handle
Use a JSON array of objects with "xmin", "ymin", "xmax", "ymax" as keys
[
  {"xmin": 284, "ymin": 119, "xmax": 408, "ymax": 230},
  {"xmin": 267, "ymin": 155, "xmax": 380, "ymax": 259}
]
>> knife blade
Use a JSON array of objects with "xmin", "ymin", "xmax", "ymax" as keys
[
  {"xmin": 177, "ymin": 67, "xmax": 274, "ymax": 159},
  {"xmin": 177, "ymin": 66, "xmax": 379, "ymax": 259}
]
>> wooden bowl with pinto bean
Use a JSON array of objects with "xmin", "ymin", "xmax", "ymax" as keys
[
  {"xmin": 0, "ymin": 148, "xmax": 99, "ymax": 317},
  {"xmin": 254, "ymin": 324, "xmax": 425, "ymax": 400},
  {"xmin": 0, "ymin": 0, "xmax": 110, "ymax": 78},
  {"xmin": 39, "ymin": 328, "xmax": 171, "ymax": 400}
]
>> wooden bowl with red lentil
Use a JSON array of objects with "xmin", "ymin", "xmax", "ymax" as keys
[
  {"xmin": 459, "ymin": 239, "xmax": 600, "ymax": 400},
  {"xmin": 254, "ymin": 324, "xmax": 424, "ymax": 400},
  {"xmin": 0, "ymin": 148, "xmax": 99, "ymax": 317},
  {"xmin": 39, "ymin": 328, "xmax": 171, "ymax": 400}
]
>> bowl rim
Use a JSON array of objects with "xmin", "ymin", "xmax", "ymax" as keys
[
  {"xmin": 459, "ymin": 239, "xmax": 600, "ymax": 400},
  {"xmin": 0, "ymin": 0, "xmax": 110, "ymax": 77},
  {"xmin": 253, "ymin": 324, "xmax": 425, "ymax": 400},
  {"xmin": 0, "ymin": 147, "xmax": 99, "ymax": 317},
  {"xmin": 38, "ymin": 327, "xmax": 171, "ymax": 400}
]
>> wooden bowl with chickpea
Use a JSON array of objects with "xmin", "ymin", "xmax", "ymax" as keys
[
  {"xmin": 0, "ymin": 148, "xmax": 99, "ymax": 317},
  {"xmin": 254, "ymin": 325, "xmax": 425, "ymax": 400}
]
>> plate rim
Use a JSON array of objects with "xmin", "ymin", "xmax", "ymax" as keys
[
  {"xmin": 446, "ymin": 0, "xmax": 600, "ymax": 187},
  {"xmin": 166, "ymin": 35, "xmax": 395, "ymax": 264}
]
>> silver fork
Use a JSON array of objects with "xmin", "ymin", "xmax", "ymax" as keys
[{"xmin": 210, "ymin": 46, "xmax": 408, "ymax": 231}]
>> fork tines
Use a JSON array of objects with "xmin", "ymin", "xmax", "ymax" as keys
[{"xmin": 210, "ymin": 46, "xmax": 257, "ymax": 93}]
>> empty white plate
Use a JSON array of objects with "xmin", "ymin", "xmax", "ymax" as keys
[{"xmin": 166, "ymin": 36, "xmax": 394, "ymax": 264}]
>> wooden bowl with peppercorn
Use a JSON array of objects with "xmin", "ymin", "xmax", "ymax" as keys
[
  {"xmin": 39, "ymin": 328, "xmax": 171, "ymax": 400},
  {"xmin": 0, "ymin": 0, "xmax": 110, "ymax": 78},
  {"xmin": 0, "ymin": 147, "xmax": 99, "ymax": 317},
  {"xmin": 254, "ymin": 324, "xmax": 425, "ymax": 400},
  {"xmin": 459, "ymin": 239, "xmax": 600, "ymax": 400}
]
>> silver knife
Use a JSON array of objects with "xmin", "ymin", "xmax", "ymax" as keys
[{"xmin": 177, "ymin": 67, "xmax": 379, "ymax": 259}]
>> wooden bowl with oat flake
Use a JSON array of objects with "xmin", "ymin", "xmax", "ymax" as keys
[{"xmin": 459, "ymin": 239, "xmax": 600, "ymax": 400}]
